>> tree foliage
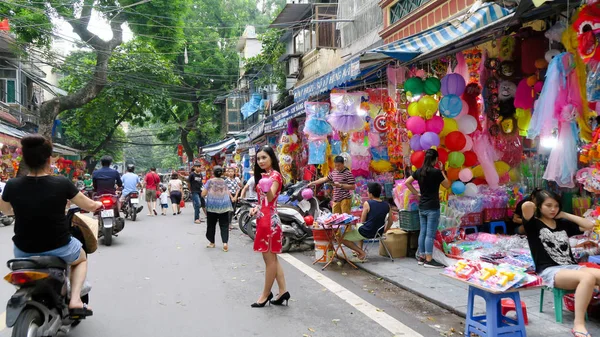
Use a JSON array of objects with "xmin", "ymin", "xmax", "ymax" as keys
[{"xmin": 243, "ymin": 29, "xmax": 286, "ymax": 96}]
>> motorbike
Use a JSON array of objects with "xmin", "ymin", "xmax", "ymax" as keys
[
  {"xmin": 236, "ymin": 198, "xmax": 257, "ymax": 235},
  {"xmin": 4, "ymin": 207, "xmax": 91, "ymax": 337},
  {"xmin": 94, "ymin": 194, "xmax": 124, "ymax": 246},
  {"xmin": 182, "ymin": 181, "xmax": 191, "ymax": 202},
  {"xmin": 122, "ymin": 191, "xmax": 142, "ymax": 222},
  {"xmin": 0, "ymin": 212, "xmax": 14, "ymax": 226}
]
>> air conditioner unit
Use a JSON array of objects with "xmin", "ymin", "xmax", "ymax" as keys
[{"xmin": 287, "ymin": 56, "xmax": 300, "ymax": 76}]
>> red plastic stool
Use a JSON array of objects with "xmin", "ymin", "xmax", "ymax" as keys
[{"xmin": 501, "ymin": 299, "xmax": 528, "ymax": 325}]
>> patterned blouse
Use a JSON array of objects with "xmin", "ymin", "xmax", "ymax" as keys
[
  {"xmin": 204, "ymin": 178, "xmax": 233, "ymax": 214},
  {"xmin": 225, "ymin": 177, "xmax": 240, "ymax": 196}
]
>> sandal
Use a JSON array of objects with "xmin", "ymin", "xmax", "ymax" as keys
[
  {"xmin": 223, "ymin": 244, "xmax": 229, "ymax": 252},
  {"xmin": 206, "ymin": 243, "xmax": 215, "ymax": 248},
  {"xmin": 572, "ymin": 329, "xmax": 591, "ymax": 337},
  {"xmin": 69, "ymin": 303, "xmax": 93, "ymax": 319},
  {"xmin": 194, "ymin": 220, "xmax": 201, "ymax": 224}
]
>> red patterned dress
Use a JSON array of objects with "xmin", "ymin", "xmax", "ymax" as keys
[{"xmin": 253, "ymin": 170, "xmax": 283, "ymax": 253}]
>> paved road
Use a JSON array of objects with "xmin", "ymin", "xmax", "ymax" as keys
[{"xmin": 0, "ymin": 205, "xmax": 462, "ymax": 337}]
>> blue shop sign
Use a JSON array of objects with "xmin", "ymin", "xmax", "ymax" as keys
[
  {"xmin": 293, "ymin": 56, "xmax": 361, "ymax": 103},
  {"xmin": 264, "ymin": 103, "xmax": 305, "ymax": 133},
  {"xmin": 248, "ymin": 120, "xmax": 264, "ymax": 141}
]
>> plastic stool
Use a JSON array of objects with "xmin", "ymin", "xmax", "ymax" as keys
[
  {"xmin": 501, "ymin": 299, "xmax": 528, "ymax": 325},
  {"xmin": 540, "ymin": 287, "xmax": 588, "ymax": 323},
  {"xmin": 462, "ymin": 226, "xmax": 478, "ymax": 234},
  {"xmin": 589, "ymin": 255, "xmax": 600, "ymax": 264},
  {"xmin": 465, "ymin": 285, "xmax": 527, "ymax": 337},
  {"xmin": 490, "ymin": 221, "xmax": 507, "ymax": 234}
]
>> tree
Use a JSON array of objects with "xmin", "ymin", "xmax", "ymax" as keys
[
  {"xmin": 243, "ymin": 29, "xmax": 287, "ymax": 100},
  {"xmin": 1, "ymin": 0, "xmax": 190, "ymax": 137}
]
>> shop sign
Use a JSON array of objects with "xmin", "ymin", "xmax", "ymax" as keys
[
  {"xmin": 265, "ymin": 103, "xmax": 304, "ymax": 133},
  {"xmin": 293, "ymin": 56, "xmax": 361, "ymax": 103},
  {"xmin": 0, "ymin": 133, "xmax": 21, "ymax": 147},
  {"xmin": 248, "ymin": 120, "xmax": 264, "ymax": 141}
]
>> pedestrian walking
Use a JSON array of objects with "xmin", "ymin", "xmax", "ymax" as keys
[
  {"xmin": 159, "ymin": 186, "xmax": 169, "ymax": 216},
  {"xmin": 308, "ymin": 156, "xmax": 355, "ymax": 214},
  {"xmin": 168, "ymin": 172, "xmax": 183, "ymax": 215},
  {"xmin": 249, "ymin": 145, "xmax": 289, "ymax": 308},
  {"xmin": 225, "ymin": 167, "xmax": 242, "ymax": 227},
  {"xmin": 404, "ymin": 149, "xmax": 450, "ymax": 268},
  {"xmin": 201, "ymin": 166, "xmax": 233, "ymax": 252},
  {"xmin": 144, "ymin": 167, "xmax": 161, "ymax": 216},
  {"xmin": 189, "ymin": 163, "xmax": 206, "ymax": 223}
]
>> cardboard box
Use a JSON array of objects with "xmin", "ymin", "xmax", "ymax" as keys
[{"xmin": 379, "ymin": 228, "xmax": 408, "ymax": 258}]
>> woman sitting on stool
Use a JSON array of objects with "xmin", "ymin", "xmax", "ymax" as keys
[{"xmin": 342, "ymin": 182, "xmax": 392, "ymax": 262}]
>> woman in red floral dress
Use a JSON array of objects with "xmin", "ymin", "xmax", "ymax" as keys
[{"xmin": 250, "ymin": 146, "xmax": 289, "ymax": 307}]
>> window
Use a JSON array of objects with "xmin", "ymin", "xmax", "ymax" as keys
[
  {"xmin": 0, "ymin": 79, "xmax": 16, "ymax": 103},
  {"xmin": 390, "ymin": 0, "xmax": 431, "ymax": 25},
  {"xmin": 294, "ymin": 29, "xmax": 315, "ymax": 54},
  {"xmin": 228, "ymin": 110, "xmax": 240, "ymax": 124}
]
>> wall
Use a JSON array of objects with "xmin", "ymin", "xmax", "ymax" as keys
[
  {"xmin": 295, "ymin": 48, "xmax": 343, "ymax": 88},
  {"xmin": 338, "ymin": 0, "xmax": 384, "ymax": 56}
]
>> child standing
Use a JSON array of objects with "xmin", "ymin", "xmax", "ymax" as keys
[{"xmin": 159, "ymin": 186, "xmax": 169, "ymax": 216}]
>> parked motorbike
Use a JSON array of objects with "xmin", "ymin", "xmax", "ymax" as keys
[
  {"xmin": 182, "ymin": 181, "xmax": 191, "ymax": 202},
  {"xmin": 122, "ymin": 191, "xmax": 142, "ymax": 222},
  {"xmin": 4, "ymin": 207, "xmax": 91, "ymax": 337},
  {"xmin": 94, "ymin": 194, "xmax": 124, "ymax": 246},
  {"xmin": 236, "ymin": 198, "xmax": 257, "ymax": 235}
]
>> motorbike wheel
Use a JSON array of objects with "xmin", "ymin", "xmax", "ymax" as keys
[
  {"xmin": 247, "ymin": 219, "xmax": 257, "ymax": 240},
  {"xmin": 183, "ymin": 189, "xmax": 191, "ymax": 202},
  {"xmin": 281, "ymin": 235, "xmax": 292, "ymax": 253},
  {"xmin": 131, "ymin": 206, "xmax": 137, "ymax": 222},
  {"xmin": 12, "ymin": 308, "xmax": 43, "ymax": 337},
  {"xmin": 237, "ymin": 210, "xmax": 250, "ymax": 235},
  {"xmin": 2, "ymin": 217, "xmax": 14, "ymax": 226},
  {"xmin": 103, "ymin": 226, "xmax": 113, "ymax": 246}
]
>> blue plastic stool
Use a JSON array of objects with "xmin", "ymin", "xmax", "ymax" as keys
[
  {"xmin": 462, "ymin": 226, "xmax": 479, "ymax": 234},
  {"xmin": 490, "ymin": 221, "xmax": 507, "ymax": 235},
  {"xmin": 465, "ymin": 286, "xmax": 527, "ymax": 337}
]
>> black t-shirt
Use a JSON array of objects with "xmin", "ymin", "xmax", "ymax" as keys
[
  {"xmin": 2, "ymin": 176, "xmax": 79, "ymax": 253},
  {"xmin": 189, "ymin": 172, "xmax": 203, "ymax": 193},
  {"xmin": 412, "ymin": 168, "xmax": 444, "ymax": 210},
  {"xmin": 524, "ymin": 217, "xmax": 582, "ymax": 273},
  {"xmin": 358, "ymin": 200, "xmax": 389, "ymax": 239}
]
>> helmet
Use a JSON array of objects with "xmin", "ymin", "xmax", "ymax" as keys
[{"xmin": 126, "ymin": 164, "xmax": 135, "ymax": 172}]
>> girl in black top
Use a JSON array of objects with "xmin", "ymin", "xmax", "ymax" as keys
[
  {"xmin": 522, "ymin": 190, "xmax": 596, "ymax": 337},
  {"xmin": 0, "ymin": 135, "xmax": 101, "ymax": 318}
]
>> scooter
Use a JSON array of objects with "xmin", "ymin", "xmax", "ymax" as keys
[
  {"xmin": 0, "ymin": 212, "xmax": 14, "ymax": 226},
  {"xmin": 122, "ymin": 191, "xmax": 142, "ymax": 222},
  {"xmin": 236, "ymin": 198, "xmax": 257, "ymax": 235},
  {"xmin": 4, "ymin": 207, "xmax": 92, "ymax": 337},
  {"xmin": 94, "ymin": 194, "xmax": 124, "ymax": 246}
]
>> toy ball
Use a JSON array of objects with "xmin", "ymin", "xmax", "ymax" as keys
[
  {"xmin": 459, "ymin": 168, "xmax": 473, "ymax": 182},
  {"xmin": 464, "ymin": 183, "xmax": 478, "ymax": 197},
  {"xmin": 439, "ymin": 94, "xmax": 463, "ymax": 118},
  {"xmin": 441, "ymin": 73, "xmax": 466, "ymax": 96},
  {"xmin": 411, "ymin": 151, "xmax": 426, "ymax": 168},
  {"xmin": 440, "ymin": 118, "xmax": 458, "ymax": 137},
  {"xmin": 410, "ymin": 134, "xmax": 423, "ymax": 151},
  {"xmin": 437, "ymin": 147, "xmax": 449, "ymax": 164},
  {"xmin": 426, "ymin": 116, "xmax": 444, "ymax": 134},
  {"xmin": 463, "ymin": 151, "xmax": 478, "ymax": 167},
  {"xmin": 406, "ymin": 116, "xmax": 427, "ymax": 135},
  {"xmin": 461, "ymin": 135, "xmax": 473, "ymax": 152},
  {"xmin": 418, "ymin": 96, "xmax": 439, "ymax": 119},
  {"xmin": 445, "ymin": 131, "xmax": 467, "ymax": 152},
  {"xmin": 448, "ymin": 151, "xmax": 466, "ymax": 168},
  {"xmin": 424, "ymin": 77, "xmax": 441, "ymax": 95},
  {"xmin": 451, "ymin": 181, "xmax": 466, "ymax": 195},
  {"xmin": 408, "ymin": 102, "xmax": 421, "ymax": 117},
  {"xmin": 420, "ymin": 132, "xmax": 440, "ymax": 149},
  {"xmin": 404, "ymin": 77, "xmax": 424, "ymax": 95},
  {"xmin": 304, "ymin": 215, "xmax": 314, "ymax": 226},
  {"xmin": 457, "ymin": 115, "xmax": 477, "ymax": 135},
  {"xmin": 301, "ymin": 188, "xmax": 314, "ymax": 200}
]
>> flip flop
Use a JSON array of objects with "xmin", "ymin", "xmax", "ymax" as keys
[
  {"xmin": 572, "ymin": 330, "xmax": 591, "ymax": 337},
  {"xmin": 69, "ymin": 303, "xmax": 93, "ymax": 319},
  {"xmin": 206, "ymin": 244, "xmax": 215, "ymax": 248}
]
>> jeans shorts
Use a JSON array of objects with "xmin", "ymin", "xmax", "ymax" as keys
[
  {"xmin": 14, "ymin": 237, "xmax": 83, "ymax": 264},
  {"xmin": 539, "ymin": 265, "xmax": 583, "ymax": 288},
  {"xmin": 161, "ymin": 204, "xmax": 168, "ymax": 209},
  {"xmin": 343, "ymin": 224, "xmax": 367, "ymax": 242}
]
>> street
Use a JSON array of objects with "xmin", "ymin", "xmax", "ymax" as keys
[{"xmin": 0, "ymin": 205, "xmax": 463, "ymax": 337}]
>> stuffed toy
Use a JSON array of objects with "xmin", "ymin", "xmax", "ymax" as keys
[
  {"xmin": 498, "ymin": 80, "xmax": 517, "ymax": 118},
  {"xmin": 573, "ymin": 2, "xmax": 600, "ymax": 64}
]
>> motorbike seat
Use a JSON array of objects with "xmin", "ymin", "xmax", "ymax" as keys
[{"xmin": 8, "ymin": 256, "xmax": 68, "ymax": 271}]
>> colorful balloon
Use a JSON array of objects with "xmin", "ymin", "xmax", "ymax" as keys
[
  {"xmin": 411, "ymin": 151, "xmax": 425, "ymax": 168},
  {"xmin": 440, "ymin": 118, "xmax": 458, "ymax": 137},
  {"xmin": 439, "ymin": 94, "xmax": 463, "ymax": 118},
  {"xmin": 417, "ymin": 96, "xmax": 439, "ymax": 119},
  {"xmin": 494, "ymin": 161, "xmax": 511, "ymax": 176},
  {"xmin": 459, "ymin": 168, "xmax": 473, "ymax": 182},
  {"xmin": 457, "ymin": 115, "xmax": 478, "ymax": 135},
  {"xmin": 441, "ymin": 73, "xmax": 466, "ymax": 96},
  {"xmin": 445, "ymin": 131, "xmax": 467, "ymax": 152},
  {"xmin": 410, "ymin": 134, "xmax": 423, "ymax": 151},
  {"xmin": 451, "ymin": 181, "xmax": 466, "ymax": 195},
  {"xmin": 406, "ymin": 116, "xmax": 426, "ymax": 135},
  {"xmin": 463, "ymin": 151, "xmax": 478, "ymax": 167},
  {"xmin": 437, "ymin": 147, "xmax": 449, "ymax": 164},
  {"xmin": 405, "ymin": 77, "xmax": 424, "ymax": 95},
  {"xmin": 461, "ymin": 135, "xmax": 473, "ymax": 152},
  {"xmin": 448, "ymin": 151, "xmax": 466, "ymax": 168},
  {"xmin": 420, "ymin": 132, "xmax": 440, "ymax": 149},
  {"xmin": 464, "ymin": 183, "xmax": 478, "ymax": 197},
  {"xmin": 408, "ymin": 102, "xmax": 421, "ymax": 117},
  {"xmin": 426, "ymin": 116, "xmax": 444, "ymax": 134},
  {"xmin": 447, "ymin": 167, "xmax": 460, "ymax": 181},
  {"xmin": 424, "ymin": 77, "xmax": 442, "ymax": 95},
  {"xmin": 458, "ymin": 98, "xmax": 469, "ymax": 117}
]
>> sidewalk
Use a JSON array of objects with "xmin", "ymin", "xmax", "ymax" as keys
[{"xmin": 356, "ymin": 254, "xmax": 600, "ymax": 337}]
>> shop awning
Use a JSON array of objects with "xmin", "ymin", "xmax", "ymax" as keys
[
  {"xmin": 371, "ymin": 3, "xmax": 514, "ymax": 62},
  {"xmin": 201, "ymin": 138, "xmax": 237, "ymax": 156},
  {"xmin": 293, "ymin": 56, "xmax": 361, "ymax": 103},
  {"xmin": 53, "ymin": 143, "xmax": 81, "ymax": 156},
  {"xmin": 264, "ymin": 102, "xmax": 305, "ymax": 133}
]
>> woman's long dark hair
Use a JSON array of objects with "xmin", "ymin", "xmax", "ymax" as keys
[
  {"xmin": 254, "ymin": 145, "xmax": 281, "ymax": 184},
  {"xmin": 534, "ymin": 189, "xmax": 562, "ymax": 219},
  {"xmin": 421, "ymin": 149, "xmax": 438, "ymax": 177}
]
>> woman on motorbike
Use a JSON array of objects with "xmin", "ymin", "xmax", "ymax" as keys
[
  {"xmin": 250, "ymin": 145, "xmax": 289, "ymax": 307},
  {"xmin": 0, "ymin": 135, "xmax": 102, "ymax": 318}
]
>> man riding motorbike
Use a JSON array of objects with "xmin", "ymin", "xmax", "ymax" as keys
[
  {"xmin": 0, "ymin": 135, "xmax": 102, "ymax": 318},
  {"xmin": 92, "ymin": 156, "xmax": 123, "ymax": 218},
  {"xmin": 120, "ymin": 164, "xmax": 143, "ymax": 214}
]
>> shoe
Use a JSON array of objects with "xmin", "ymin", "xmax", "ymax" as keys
[
  {"xmin": 177, "ymin": 211, "xmax": 182, "ymax": 215},
  {"xmin": 223, "ymin": 244, "xmax": 228, "ymax": 252},
  {"xmin": 417, "ymin": 255, "xmax": 425, "ymax": 265},
  {"xmin": 572, "ymin": 329, "xmax": 591, "ymax": 337},
  {"xmin": 251, "ymin": 292, "xmax": 273, "ymax": 308},
  {"xmin": 173, "ymin": 213, "xmax": 176, "ymax": 216},
  {"xmin": 424, "ymin": 259, "xmax": 445, "ymax": 269},
  {"xmin": 270, "ymin": 292, "xmax": 290, "ymax": 306},
  {"xmin": 194, "ymin": 219, "xmax": 201, "ymax": 224},
  {"xmin": 153, "ymin": 210, "xmax": 158, "ymax": 216}
]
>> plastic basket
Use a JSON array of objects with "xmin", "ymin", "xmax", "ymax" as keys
[
  {"xmin": 399, "ymin": 210, "xmax": 420, "ymax": 231},
  {"xmin": 484, "ymin": 208, "xmax": 507, "ymax": 222},
  {"xmin": 461, "ymin": 212, "xmax": 482, "ymax": 226}
]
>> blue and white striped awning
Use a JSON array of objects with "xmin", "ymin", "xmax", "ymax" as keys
[{"xmin": 372, "ymin": 3, "xmax": 514, "ymax": 62}]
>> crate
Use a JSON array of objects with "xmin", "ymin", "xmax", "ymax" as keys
[
  {"xmin": 399, "ymin": 210, "xmax": 420, "ymax": 231},
  {"xmin": 461, "ymin": 212, "xmax": 482, "ymax": 226},
  {"xmin": 483, "ymin": 208, "xmax": 507, "ymax": 222}
]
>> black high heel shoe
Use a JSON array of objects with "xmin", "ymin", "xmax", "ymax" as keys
[
  {"xmin": 251, "ymin": 292, "xmax": 273, "ymax": 308},
  {"xmin": 270, "ymin": 292, "xmax": 291, "ymax": 306}
]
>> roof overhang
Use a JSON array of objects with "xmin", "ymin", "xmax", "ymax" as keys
[{"xmin": 269, "ymin": 4, "xmax": 312, "ymax": 28}]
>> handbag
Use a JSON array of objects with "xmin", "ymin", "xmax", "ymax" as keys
[{"xmin": 179, "ymin": 199, "xmax": 185, "ymax": 208}]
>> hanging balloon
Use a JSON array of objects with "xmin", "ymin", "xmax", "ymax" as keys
[
  {"xmin": 464, "ymin": 183, "xmax": 478, "ymax": 197},
  {"xmin": 439, "ymin": 94, "xmax": 463, "ymax": 118},
  {"xmin": 426, "ymin": 116, "xmax": 444, "ymax": 134},
  {"xmin": 407, "ymin": 102, "xmax": 421, "ymax": 117},
  {"xmin": 445, "ymin": 131, "xmax": 467, "ymax": 152},
  {"xmin": 457, "ymin": 115, "xmax": 478, "ymax": 135},
  {"xmin": 458, "ymin": 98, "xmax": 469, "ymax": 117},
  {"xmin": 459, "ymin": 168, "xmax": 473, "ymax": 182},
  {"xmin": 411, "ymin": 150, "xmax": 425, "ymax": 168},
  {"xmin": 440, "ymin": 118, "xmax": 458, "ymax": 137},
  {"xmin": 410, "ymin": 134, "xmax": 423, "ymax": 151},
  {"xmin": 437, "ymin": 147, "xmax": 449, "ymax": 164},
  {"xmin": 424, "ymin": 77, "xmax": 442, "ymax": 95},
  {"xmin": 406, "ymin": 116, "xmax": 426, "ymax": 135},
  {"xmin": 420, "ymin": 132, "xmax": 440, "ymax": 149},
  {"xmin": 417, "ymin": 96, "xmax": 439, "ymax": 119},
  {"xmin": 447, "ymin": 167, "xmax": 461, "ymax": 181},
  {"xmin": 463, "ymin": 151, "xmax": 478, "ymax": 167},
  {"xmin": 404, "ymin": 77, "xmax": 424, "ymax": 95},
  {"xmin": 448, "ymin": 151, "xmax": 466, "ymax": 168},
  {"xmin": 451, "ymin": 181, "xmax": 466, "ymax": 195},
  {"xmin": 441, "ymin": 73, "xmax": 466, "ymax": 96},
  {"xmin": 461, "ymin": 135, "xmax": 473, "ymax": 152}
]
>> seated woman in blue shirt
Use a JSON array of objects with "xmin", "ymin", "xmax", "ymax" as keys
[{"xmin": 342, "ymin": 182, "xmax": 392, "ymax": 261}]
